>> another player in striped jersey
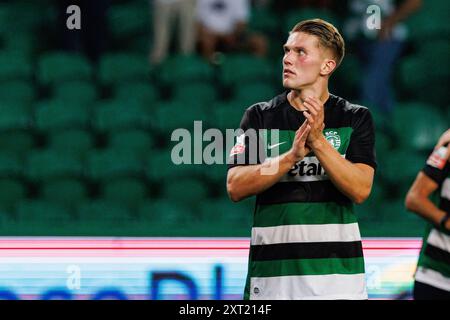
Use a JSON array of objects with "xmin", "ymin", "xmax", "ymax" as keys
[{"xmin": 406, "ymin": 129, "xmax": 450, "ymax": 300}]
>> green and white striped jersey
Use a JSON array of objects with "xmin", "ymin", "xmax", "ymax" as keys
[
  {"xmin": 415, "ymin": 150, "xmax": 450, "ymax": 292},
  {"xmin": 228, "ymin": 92, "xmax": 377, "ymax": 300}
]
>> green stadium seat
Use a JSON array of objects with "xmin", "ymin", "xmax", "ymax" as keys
[
  {"xmin": 87, "ymin": 148, "xmax": 143, "ymax": 181},
  {"xmin": 0, "ymin": 153, "xmax": 23, "ymax": 177},
  {"xmin": 53, "ymin": 81, "xmax": 98, "ymax": 103},
  {"xmin": 220, "ymin": 54, "xmax": 274, "ymax": 86},
  {"xmin": 145, "ymin": 148, "xmax": 201, "ymax": 182},
  {"xmin": 211, "ymin": 101, "xmax": 246, "ymax": 130},
  {"xmin": 198, "ymin": 198, "xmax": 252, "ymax": 226},
  {"xmin": 37, "ymin": 52, "xmax": 93, "ymax": 86},
  {"xmin": 99, "ymin": 53, "xmax": 151, "ymax": 86},
  {"xmin": 114, "ymin": 81, "xmax": 158, "ymax": 105},
  {"xmin": 27, "ymin": 150, "xmax": 84, "ymax": 181},
  {"xmin": 234, "ymin": 82, "xmax": 278, "ymax": 106},
  {"xmin": 0, "ymin": 80, "xmax": 35, "ymax": 103},
  {"xmin": 406, "ymin": 1, "xmax": 450, "ymax": 41},
  {"xmin": 159, "ymin": 55, "xmax": 214, "ymax": 86},
  {"xmin": 109, "ymin": 129, "xmax": 155, "ymax": 159},
  {"xmin": 47, "ymin": 129, "xmax": 94, "ymax": 159},
  {"xmin": 172, "ymin": 83, "xmax": 217, "ymax": 106},
  {"xmin": 77, "ymin": 200, "xmax": 134, "ymax": 224},
  {"xmin": 138, "ymin": 200, "xmax": 193, "ymax": 226},
  {"xmin": 153, "ymin": 100, "xmax": 206, "ymax": 134},
  {"xmin": 380, "ymin": 149, "xmax": 424, "ymax": 189},
  {"xmin": 400, "ymin": 41, "xmax": 450, "ymax": 105},
  {"xmin": 284, "ymin": 8, "xmax": 340, "ymax": 33},
  {"xmin": 249, "ymin": 7, "xmax": 281, "ymax": 34},
  {"xmin": 108, "ymin": 2, "xmax": 149, "ymax": 41},
  {"xmin": 0, "ymin": 178, "xmax": 26, "ymax": 212},
  {"xmin": 41, "ymin": 179, "xmax": 88, "ymax": 209},
  {"xmin": 0, "ymin": 51, "xmax": 32, "ymax": 81},
  {"xmin": 161, "ymin": 177, "xmax": 209, "ymax": 209},
  {"xmin": 16, "ymin": 200, "xmax": 73, "ymax": 225},
  {"xmin": 392, "ymin": 103, "xmax": 446, "ymax": 151},
  {"xmin": 93, "ymin": 99, "xmax": 152, "ymax": 133},
  {"xmin": 0, "ymin": 103, "xmax": 34, "ymax": 158},
  {"xmin": 101, "ymin": 178, "xmax": 147, "ymax": 211},
  {"xmin": 35, "ymin": 100, "xmax": 90, "ymax": 132}
]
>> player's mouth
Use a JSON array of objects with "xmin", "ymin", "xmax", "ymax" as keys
[{"xmin": 283, "ymin": 68, "xmax": 295, "ymax": 77}]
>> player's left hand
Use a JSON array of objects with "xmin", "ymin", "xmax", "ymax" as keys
[{"xmin": 302, "ymin": 96, "xmax": 325, "ymax": 144}]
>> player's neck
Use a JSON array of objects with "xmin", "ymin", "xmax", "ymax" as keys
[{"xmin": 288, "ymin": 86, "xmax": 329, "ymax": 112}]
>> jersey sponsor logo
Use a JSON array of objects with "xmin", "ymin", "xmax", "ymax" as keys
[
  {"xmin": 325, "ymin": 130, "xmax": 341, "ymax": 150},
  {"xmin": 279, "ymin": 156, "xmax": 329, "ymax": 182}
]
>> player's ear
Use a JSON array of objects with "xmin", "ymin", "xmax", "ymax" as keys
[{"xmin": 320, "ymin": 58, "xmax": 336, "ymax": 76}]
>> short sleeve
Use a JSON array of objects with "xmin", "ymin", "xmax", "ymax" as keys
[
  {"xmin": 345, "ymin": 107, "xmax": 377, "ymax": 170},
  {"xmin": 227, "ymin": 107, "xmax": 263, "ymax": 169},
  {"xmin": 422, "ymin": 146, "xmax": 450, "ymax": 185}
]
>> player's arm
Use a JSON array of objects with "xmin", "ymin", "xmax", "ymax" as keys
[
  {"xmin": 227, "ymin": 121, "xmax": 311, "ymax": 202},
  {"xmin": 308, "ymin": 135, "xmax": 374, "ymax": 204},
  {"xmin": 405, "ymin": 172, "xmax": 449, "ymax": 229},
  {"xmin": 303, "ymin": 97, "xmax": 374, "ymax": 204}
]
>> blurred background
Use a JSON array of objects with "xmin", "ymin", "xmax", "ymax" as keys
[{"xmin": 0, "ymin": 0, "xmax": 447, "ymax": 241}]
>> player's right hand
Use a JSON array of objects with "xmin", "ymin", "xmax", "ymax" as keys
[{"xmin": 288, "ymin": 120, "xmax": 311, "ymax": 162}]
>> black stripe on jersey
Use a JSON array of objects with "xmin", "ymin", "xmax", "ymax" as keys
[
  {"xmin": 440, "ymin": 198, "xmax": 449, "ymax": 215},
  {"xmin": 251, "ymin": 241, "xmax": 363, "ymax": 261},
  {"xmin": 425, "ymin": 244, "xmax": 450, "ymax": 265},
  {"xmin": 256, "ymin": 181, "xmax": 352, "ymax": 205}
]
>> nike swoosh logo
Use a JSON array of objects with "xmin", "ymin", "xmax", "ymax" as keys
[{"xmin": 268, "ymin": 142, "xmax": 287, "ymax": 150}]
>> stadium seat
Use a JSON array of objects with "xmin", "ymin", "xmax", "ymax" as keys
[
  {"xmin": 233, "ymin": 82, "xmax": 278, "ymax": 106},
  {"xmin": 41, "ymin": 179, "xmax": 88, "ymax": 209},
  {"xmin": 0, "ymin": 102, "xmax": 33, "ymax": 158},
  {"xmin": 283, "ymin": 8, "xmax": 341, "ymax": 33},
  {"xmin": 406, "ymin": 1, "xmax": 450, "ymax": 41},
  {"xmin": 220, "ymin": 54, "xmax": 274, "ymax": 86},
  {"xmin": 211, "ymin": 101, "xmax": 247, "ymax": 130},
  {"xmin": 26, "ymin": 150, "xmax": 84, "ymax": 181},
  {"xmin": 0, "ymin": 178, "xmax": 26, "ymax": 212},
  {"xmin": 53, "ymin": 81, "xmax": 98, "ymax": 104},
  {"xmin": 107, "ymin": 2, "xmax": 149, "ymax": 42},
  {"xmin": 392, "ymin": 103, "xmax": 446, "ymax": 151},
  {"xmin": 145, "ymin": 148, "xmax": 202, "ymax": 182},
  {"xmin": 138, "ymin": 200, "xmax": 193, "ymax": 226},
  {"xmin": 77, "ymin": 200, "xmax": 134, "ymax": 224},
  {"xmin": 101, "ymin": 178, "xmax": 148, "ymax": 211},
  {"xmin": 34, "ymin": 99, "xmax": 90, "ymax": 132},
  {"xmin": 380, "ymin": 149, "xmax": 424, "ymax": 190},
  {"xmin": 0, "ymin": 51, "xmax": 32, "ymax": 81},
  {"xmin": 114, "ymin": 81, "xmax": 158, "ymax": 105},
  {"xmin": 47, "ymin": 129, "xmax": 94, "ymax": 159},
  {"xmin": 153, "ymin": 100, "xmax": 205, "ymax": 134},
  {"xmin": 37, "ymin": 52, "xmax": 93, "ymax": 86},
  {"xmin": 16, "ymin": 200, "xmax": 73, "ymax": 225},
  {"xmin": 159, "ymin": 54, "xmax": 214, "ymax": 86},
  {"xmin": 249, "ymin": 7, "xmax": 281, "ymax": 35},
  {"xmin": 172, "ymin": 83, "xmax": 217, "ymax": 107},
  {"xmin": 198, "ymin": 198, "xmax": 252, "ymax": 226},
  {"xmin": 99, "ymin": 53, "xmax": 151, "ymax": 86},
  {"xmin": 109, "ymin": 129, "xmax": 155, "ymax": 159},
  {"xmin": 93, "ymin": 99, "xmax": 152, "ymax": 133},
  {"xmin": 161, "ymin": 177, "xmax": 209, "ymax": 209},
  {"xmin": 87, "ymin": 148, "xmax": 143, "ymax": 181},
  {"xmin": 0, "ymin": 80, "xmax": 35, "ymax": 103}
]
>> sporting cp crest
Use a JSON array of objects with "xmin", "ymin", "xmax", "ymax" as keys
[{"xmin": 325, "ymin": 131, "xmax": 341, "ymax": 150}]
